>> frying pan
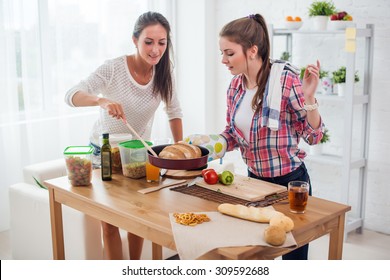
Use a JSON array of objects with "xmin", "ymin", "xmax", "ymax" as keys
[{"xmin": 147, "ymin": 144, "xmax": 209, "ymax": 170}]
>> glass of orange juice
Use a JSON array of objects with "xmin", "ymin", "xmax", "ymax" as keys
[{"xmin": 146, "ymin": 160, "xmax": 160, "ymax": 182}]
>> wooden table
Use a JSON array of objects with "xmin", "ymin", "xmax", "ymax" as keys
[{"xmin": 46, "ymin": 169, "xmax": 351, "ymax": 260}]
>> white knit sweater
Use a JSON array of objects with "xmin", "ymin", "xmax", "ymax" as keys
[{"xmin": 65, "ymin": 56, "xmax": 183, "ymax": 145}]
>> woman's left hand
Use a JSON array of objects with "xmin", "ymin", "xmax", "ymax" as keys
[{"xmin": 302, "ymin": 60, "xmax": 320, "ymax": 102}]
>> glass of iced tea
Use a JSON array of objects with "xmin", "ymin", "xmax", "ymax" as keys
[
  {"xmin": 288, "ymin": 181, "xmax": 309, "ymax": 214},
  {"xmin": 146, "ymin": 160, "xmax": 160, "ymax": 183}
]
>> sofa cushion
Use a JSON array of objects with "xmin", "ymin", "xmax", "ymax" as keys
[
  {"xmin": 8, "ymin": 182, "xmax": 104, "ymax": 259},
  {"xmin": 23, "ymin": 159, "xmax": 67, "ymax": 185}
]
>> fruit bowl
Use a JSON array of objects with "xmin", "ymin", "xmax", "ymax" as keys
[
  {"xmin": 284, "ymin": 21, "xmax": 303, "ymax": 30},
  {"xmin": 328, "ymin": 20, "xmax": 355, "ymax": 30}
]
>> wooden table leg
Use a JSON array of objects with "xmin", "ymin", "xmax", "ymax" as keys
[
  {"xmin": 152, "ymin": 242, "xmax": 163, "ymax": 260},
  {"xmin": 328, "ymin": 214, "xmax": 346, "ymax": 260},
  {"xmin": 48, "ymin": 187, "xmax": 65, "ymax": 260}
]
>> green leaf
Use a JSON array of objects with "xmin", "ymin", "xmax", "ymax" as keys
[
  {"xmin": 332, "ymin": 66, "xmax": 359, "ymax": 84},
  {"xmin": 33, "ymin": 176, "xmax": 47, "ymax": 190},
  {"xmin": 280, "ymin": 51, "xmax": 291, "ymax": 61},
  {"xmin": 321, "ymin": 128, "xmax": 330, "ymax": 144},
  {"xmin": 308, "ymin": 1, "xmax": 336, "ymax": 16}
]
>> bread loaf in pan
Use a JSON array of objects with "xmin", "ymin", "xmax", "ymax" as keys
[{"xmin": 159, "ymin": 142, "xmax": 201, "ymax": 159}]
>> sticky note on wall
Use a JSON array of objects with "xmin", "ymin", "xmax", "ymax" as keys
[{"xmin": 345, "ymin": 27, "xmax": 357, "ymax": 53}]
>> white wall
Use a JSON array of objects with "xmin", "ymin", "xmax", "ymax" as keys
[{"xmin": 175, "ymin": 0, "xmax": 220, "ymax": 136}]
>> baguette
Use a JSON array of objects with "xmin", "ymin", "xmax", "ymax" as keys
[{"xmin": 217, "ymin": 203, "xmax": 284, "ymax": 223}]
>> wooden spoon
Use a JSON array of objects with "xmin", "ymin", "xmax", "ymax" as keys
[{"xmin": 123, "ymin": 120, "xmax": 158, "ymax": 157}]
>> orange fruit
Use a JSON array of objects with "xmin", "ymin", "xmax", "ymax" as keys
[
  {"xmin": 295, "ymin": 16, "xmax": 302, "ymax": 22},
  {"xmin": 286, "ymin": 16, "xmax": 294, "ymax": 21}
]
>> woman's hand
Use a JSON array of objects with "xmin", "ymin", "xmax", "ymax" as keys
[
  {"xmin": 97, "ymin": 98, "xmax": 126, "ymax": 121},
  {"xmin": 302, "ymin": 60, "xmax": 320, "ymax": 103}
]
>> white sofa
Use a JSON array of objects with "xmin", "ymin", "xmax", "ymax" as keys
[{"xmin": 8, "ymin": 159, "xmax": 176, "ymax": 260}]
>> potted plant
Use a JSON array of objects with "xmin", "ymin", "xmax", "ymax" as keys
[
  {"xmin": 310, "ymin": 128, "xmax": 330, "ymax": 155},
  {"xmin": 332, "ymin": 66, "xmax": 360, "ymax": 96},
  {"xmin": 300, "ymin": 67, "xmax": 329, "ymax": 80},
  {"xmin": 280, "ymin": 51, "xmax": 291, "ymax": 61},
  {"xmin": 308, "ymin": 1, "xmax": 337, "ymax": 30},
  {"xmin": 300, "ymin": 67, "xmax": 331, "ymax": 94}
]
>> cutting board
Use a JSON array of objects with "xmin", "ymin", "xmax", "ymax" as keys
[
  {"xmin": 195, "ymin": 174, "xmax": 286, "ymax": 202},
  {"xmin": 164, "ymin": 169, "xmax": 202, "ymax": 179}
]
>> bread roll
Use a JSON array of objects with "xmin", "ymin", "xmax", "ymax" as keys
[
  {"xmin": 159, "ymin": 143, "xmax": 201, "ymax": 159},
  {"xmin": 264, "ymin": 225, "xmax": 286, "ymax": 246},
  {"xmin": 217, "ymin": 203, "xmax": 284, "ymax": 223},
  {"xmin": 269, "ymin": 215, "xmax": 294, "ymax": 232}
]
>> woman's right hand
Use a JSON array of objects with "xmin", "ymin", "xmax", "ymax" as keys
[{"xmin": 97, "ymin": 98, "xmax": 126, "ymax": 121}]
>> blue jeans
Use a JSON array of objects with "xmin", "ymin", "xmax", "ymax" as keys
[{"xmin": 248, "ymin": 163, "xmax": 311, "ymax": 260}]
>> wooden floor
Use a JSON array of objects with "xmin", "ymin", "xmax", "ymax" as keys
[{"xmin": 1, "ymin": 229, "xmax": 389, "ymax": 260}]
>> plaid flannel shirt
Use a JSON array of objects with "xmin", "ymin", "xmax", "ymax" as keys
[{"xmin": 221, "ymin": 65, "xmax": 324, "ymax": 178}]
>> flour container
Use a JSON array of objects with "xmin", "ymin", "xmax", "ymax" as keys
[{"xmin": 119, "ymin": 140, "xmax": 152, "ymax": 179}]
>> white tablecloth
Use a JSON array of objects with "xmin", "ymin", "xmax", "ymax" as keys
[{"xmin": 169, "ymin": 211, "xmax": 297, "ymax": 260}]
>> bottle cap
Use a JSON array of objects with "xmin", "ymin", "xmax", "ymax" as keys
[{"xmin": 102, "ymin": 133, "xmax": 109, "ymax": 139}]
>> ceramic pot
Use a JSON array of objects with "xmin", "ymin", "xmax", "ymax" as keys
[
  {"xmin": 337, "ymin": 83, "xmax": 346, "ymax": 97},
  {"xmin": 312, "ymin": 16, "xmax": 329, "ymax": 31}
]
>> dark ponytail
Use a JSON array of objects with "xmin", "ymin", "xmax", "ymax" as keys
[{"xmin": 220, "ymin": 13, "xmax": 271, "ymax": 113}]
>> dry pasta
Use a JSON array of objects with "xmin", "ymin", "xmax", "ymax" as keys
[{"xmin": 173, "ymin": 212, "xmax": 210, "ymax": 226}]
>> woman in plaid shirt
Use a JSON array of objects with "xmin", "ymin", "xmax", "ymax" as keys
[{"xmin": 218, "ymin": 14, "xmax": 324, "ymax": 260}]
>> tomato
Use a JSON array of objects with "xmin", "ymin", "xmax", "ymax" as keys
[
  {"xmin": 201, "ymin": 168, "xmax": 215, "ymax": 177},
  {"xmin": 203, "ymin": 170, "xmax": 219, "ymax": 184}
]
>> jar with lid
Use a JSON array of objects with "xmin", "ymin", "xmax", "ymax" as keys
[
  {"xmin": 118, "ymin": 140, "xmax": 152, "ymax": 179},
  {"xmin": 63, "ymin": 146, "xmax": 94, "ymax": 186}
]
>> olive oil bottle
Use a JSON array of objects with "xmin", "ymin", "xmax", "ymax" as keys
[{"xmin": 101, "ymin": 133, "xmax": 112, "ymax": 181}]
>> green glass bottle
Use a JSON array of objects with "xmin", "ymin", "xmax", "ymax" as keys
[{"xmin": 101, "ymin": 133, "xmax": 112, "ymax": 181}]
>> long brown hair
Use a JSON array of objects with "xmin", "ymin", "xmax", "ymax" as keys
[
  {"xmin": 133, "ymin": 11, "xmax": 173, "ymax": 104},
  {"xmin": 219, "ymin": 14, "xmax": 271, "ymax": 113}
]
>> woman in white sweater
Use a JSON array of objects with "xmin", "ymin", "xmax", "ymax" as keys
[{"xmin": 65, "ymin": 12, "xmax": 183, "ymax": 259}]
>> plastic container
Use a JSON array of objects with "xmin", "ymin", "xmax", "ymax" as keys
[
  {"xmin": 64, "ymin": 146, "xmax": 94, "ymax": 186},
  {"xmin": 119, "ymin": 140, "xmax": 152, "ymax": 179},
  {"xmin": 100, "ymin": 134, "xmax": 132, "ymax": 173}
]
